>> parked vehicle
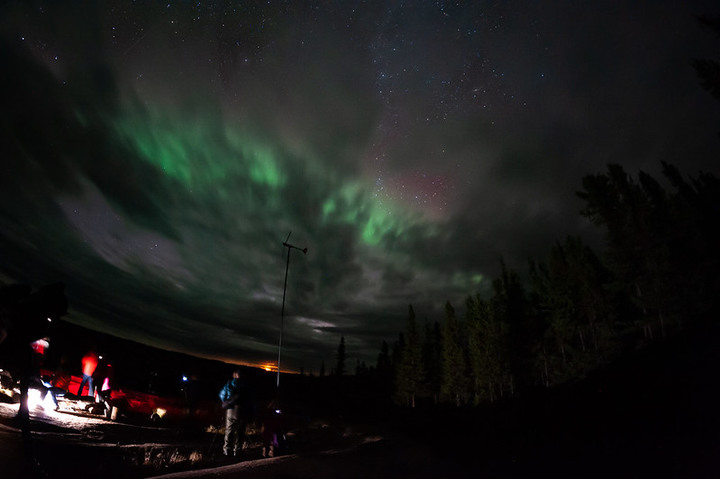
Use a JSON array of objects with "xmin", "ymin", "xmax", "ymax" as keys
[{"xmin": 4, "ymin": 367, "xmax": 221, "ymax": 426}]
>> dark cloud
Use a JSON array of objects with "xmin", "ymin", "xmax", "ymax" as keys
[{"xmin": 2, "ymin": 1, "xmax": 720, "ymax": 372}]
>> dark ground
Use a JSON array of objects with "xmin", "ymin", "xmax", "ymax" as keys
[{"xmin": 1, "ymin": 321, "xmax": 720, "ymax": 478}]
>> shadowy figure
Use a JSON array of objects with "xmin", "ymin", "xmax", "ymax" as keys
[
  {"xmin": 182, "ymin": 373, "xmax": 200, "ymax": 414},
  {"xmin": 41, "ymin": 354, "xmax": 72, "ymax": 410},
  {"xmin": 98, "ymin": 360, "xmax": 114, "ymax": 394},
  {"xmin": 77, "ymin": 348, "xmax": 99, "ymax": 398},
  {"xmin": 0, "ymin": 283, "xmax": 68, "ymax": 433},
  {"xmin": 178, "ymin": 372, "xmax": 202, "ymax": 433},
  {"xmin": 26, "ymin": 336, "xmax": 50, "ymax": 408},
  {"xmin": 93, "ymin": 359, "xmax": 115, "ymax": 417},
  {"xmin": 218, "ymin": 369, "xmax": 255, "ymax": 456},
  {"xmin": 260, "ymin": 398, "xmax": 286, "ymax": 457}
]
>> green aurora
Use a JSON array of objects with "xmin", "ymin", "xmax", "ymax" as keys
[{"xmin": 1, "ymin": 0, "xmax": 718, "ymax": 371}]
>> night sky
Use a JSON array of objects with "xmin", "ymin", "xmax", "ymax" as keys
[{"xmin": 1, "ymin": 1, "xmax": 719, "ymax": 373}]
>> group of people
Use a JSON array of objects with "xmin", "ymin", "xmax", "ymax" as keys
[
  {"xmin": 218, "ymin": 369, "xmax": 286, "ymax": 458},
  {"xmin": 31, "ymin": 342, "xmax": 110, "ymax": 411},
  {"xmin": 0, "ymin": 283, "xmax": 68, "ymax": 429}
]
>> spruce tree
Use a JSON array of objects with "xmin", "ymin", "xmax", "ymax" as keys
[
  {"xmin": 490, "ymin": 261, "xmax": 529, "ymax": 396},
  {"xmin": 376, "ymin": 340, "xmax": 392, "ymax": 396},
  {"xmin": 441, "ymin": 301, "xmax": 466, "ymax": 406},
  {"xmin": 396, "ymin": 305, "xmax": 422, "ymax": 407},
  {"xmin": 335, "ymin": 336, "xmax": 346, "ymax": 376},
  {"xmin": 529, "ymin": 236, "xmax": 616, "ymax": 385},
  {"xmin": 421, "ymin": 321, "xmax": 443, "ymax": 404}
]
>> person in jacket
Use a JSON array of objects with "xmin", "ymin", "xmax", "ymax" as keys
[
  {"xmin": 218, "ymin": 369, "xmax": 254, "ymax": 456},
  {"xmin": 76, "ymin": 348, "xmax": 99, "ymax": 397}
]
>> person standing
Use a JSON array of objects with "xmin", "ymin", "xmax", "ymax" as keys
[
  {"xmin": 0, "ymin": 283, "xmax": 67, "ymax": 433},
  {"xmin": 260, "ymin": 399, "xmax": 286, "ymax": 457},
  {"xmin": 76, "ymin": 349, "xmax": 98, "ymax": 397},
  {"xmin": 218, "ymin": 369, "xmax": 254, "ymax": 456}
]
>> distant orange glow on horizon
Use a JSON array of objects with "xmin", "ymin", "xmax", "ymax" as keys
[{"xmin": 175, "ymin": 351, "xmax": 300, "ymax": 374}]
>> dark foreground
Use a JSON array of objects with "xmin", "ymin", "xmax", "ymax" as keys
[{"xmin": 2, "ymin": 324, "xmax": 720, "ymax": 478}]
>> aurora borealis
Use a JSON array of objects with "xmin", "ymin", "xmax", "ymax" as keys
[{"xmin": 1, "ymin": 1, "xmax": 719, "ymax": 373}]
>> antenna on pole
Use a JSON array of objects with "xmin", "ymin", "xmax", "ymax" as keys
[{"xmin": 277, "ymin": 231, "xmax": 307, "ymax": 388}]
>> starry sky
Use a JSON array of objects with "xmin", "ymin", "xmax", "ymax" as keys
[{"xmin": 1, "ymin": 1, "xmax": 719, "ymax": 374}]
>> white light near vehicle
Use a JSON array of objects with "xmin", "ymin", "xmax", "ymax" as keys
[
  {"xmin": 26, "ymin": 388, "xmax": 57, "ymax": 412},
  {"xmin": 27, "ymin": 389, "xmax": 42, "ymax": 410},
  {"xmin": 154, "ymin": 407, "xmax": 167, "ymax": 418}
]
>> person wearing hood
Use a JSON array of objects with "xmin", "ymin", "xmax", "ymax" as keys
[{"xmin": 218, "ymin": 369, "xmax": 254, "ymax": 457}]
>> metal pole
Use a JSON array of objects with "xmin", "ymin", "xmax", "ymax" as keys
[
  {"xmin": 277, "ymin": 246, "xmax": 291, "ymax": 388},
  {"xmin": 276, "ymin": 232, "xmax": 307, "ymax": 389}
]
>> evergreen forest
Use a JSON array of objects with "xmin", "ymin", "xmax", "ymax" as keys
[{"xmin": 322, "ymin": 16, "xmax": 720, "ymax": 413}]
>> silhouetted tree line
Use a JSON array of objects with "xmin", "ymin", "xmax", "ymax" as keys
[
  {"xmin": 323, "ymin": 161, "xmax": 720, "ymax": 410},
  {"xmin": 382, "ymin": 161, "xmax": 719, "ymax": 408},
  {"xmin": 375, "ymin": 17, "xmax": 720, "ymax": 408}
]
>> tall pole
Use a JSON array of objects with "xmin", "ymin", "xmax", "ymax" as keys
[
  {"xmin": 277, "ymin": 246, "xmax": 291, "ymax": 388},
  {"xmin": 277, "ymin": 232, "xmax": 307, "ymax": 388}
]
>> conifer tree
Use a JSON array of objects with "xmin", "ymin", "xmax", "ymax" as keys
[
  {"xmin": 693, "ymin": 16, "xmax": 720, "ymax": 104},
  {"xmin": 376, "ymin": 340, "xmax": 392, "ymax": 395},
  {"xmin": 441, "ymin": 301, "xmax": 466, "ymax": 406},
  {"xmin": 377, "ymin": 340, "xmax": 391, "ymax": 376},
  {"xmin": 421, "ymin": 321, "xmax": 443, "ymax": 404},
  {"xmin": 529, "ymin": 236, "xmax": 616, "ymax": 385},
  {"xmin": 335, "ymin": 336, "xmax": 346, "ymax": 376},
  {"xmin": 466, "ymin": 294, "xmax": 485, "ymax": 403},
  {"xmin": 490, "ymin": 261, "xmax": 530, "ymax": 396},
  {"xmin": 467, "ymin": 294, "xmax": 494, "ymax": 402},
  {"xmin": 661, "ymin": 162, "xmax": 720, "ymax": 316},
  {"xmin": 391, "ymin": 332, "xmax": 405, "ymax": 389},
  {"xmin": 577, "ymin": 164, "xmax": 717, "ymax": 338},
  {"xmin": 396, "ymin": 305, "xmax": 422, "ymax": 407}
]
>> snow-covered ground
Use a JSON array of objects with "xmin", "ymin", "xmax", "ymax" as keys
[
  {"xmin": 1, "ymin": 398, "xmax": 111, "ymax": 431},
  {"xmin": 0, "ymin": 397, "xmax": 227, "ymax": 478}
]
